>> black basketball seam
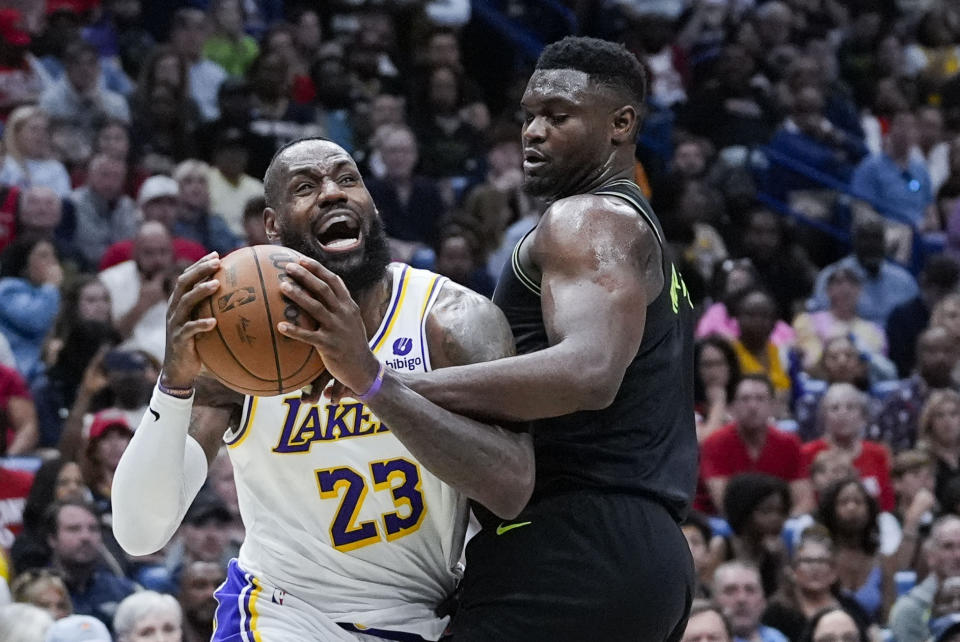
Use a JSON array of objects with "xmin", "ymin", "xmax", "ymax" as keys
[
  {"xmin": 202, "ymin": 287, "xmax": 274, "ymax": 384},
  {"xmin": 251, "ymin": 245, "xmax": 285, "ymax": 395}
]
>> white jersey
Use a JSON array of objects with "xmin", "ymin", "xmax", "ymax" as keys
[{"xmin": 223, "ymin": 263, "xmax": 467, "ymax": 640}]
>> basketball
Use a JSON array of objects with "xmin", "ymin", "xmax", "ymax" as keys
[{"xmin": 194, "ymin": 245, "xmax": 326, "ymax": 396}]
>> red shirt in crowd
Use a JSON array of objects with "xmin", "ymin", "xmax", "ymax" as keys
[
  {"xmin": 695, "ymin": 422, "xmax": 805, "ymax": 514},
  {"xmin": 801, "ymin": 439, "xmax": 895, "ymax": 511},
  {"xmin": 0, "ymin": 363, "xmax": 30, "ymax": 452},
  {"xmin": 0, "ymin": 466, "xmax": 34, "ymax": 549},
  {"xmin": 98, "ymin": 237, "xmax": 209, "ymax": 272}
]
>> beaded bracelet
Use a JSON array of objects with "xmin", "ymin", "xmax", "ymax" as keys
[
  {"xmin": 158, "ymin": 376, "xmax": 194, "ymax": 399},
  {"xmin": 356, "ymin": 363, "xmax": 386, "ymax": 402}
]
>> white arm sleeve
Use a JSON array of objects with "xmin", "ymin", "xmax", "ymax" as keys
[{"xmin": 112, "ymin": 385, "xmax": 210, "ymax": 556}]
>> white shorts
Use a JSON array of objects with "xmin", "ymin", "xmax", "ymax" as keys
[{"xmin": 212, "ymin": 559, "xmax": 435, "ymax": 642}]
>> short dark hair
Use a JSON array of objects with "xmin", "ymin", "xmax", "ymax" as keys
[
  {"xmin": 736, "ymin": 373, "xmax": 776, "ymax": 398},
  {"xmin": 262, "ymin": 136, "xmax": 335, "ymax": 209},
  {"xmin": 801, "ymin": 606, "xmax": 869, "ymax": 642},
  {"xmin": 535, "ymin": 36, "xmax": 647, "ymax": 108},
  {"xmin": 44, "ymin": 500, "xmax": 99, "ymax": 541},
  {"xmin": 922, "ymin": 254, "xmax": 960, "ymax": 290}
]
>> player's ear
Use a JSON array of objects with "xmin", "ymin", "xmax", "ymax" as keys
[
  {"xmin": 263, "ymin": 207, "xmax": 281, "ymax": 243},
  {"xmin": 611, "ymin": 105, "xmax": 638, "ymax": 144}
]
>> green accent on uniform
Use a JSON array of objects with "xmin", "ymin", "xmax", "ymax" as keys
[{"xmin": 496, "ymin": 521, "xmax": 532, "ymax": 535}]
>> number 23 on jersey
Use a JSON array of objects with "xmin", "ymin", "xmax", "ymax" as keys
[{"xmin": 316, "ymin": 457, "xmax": 427, "ymax": 552}]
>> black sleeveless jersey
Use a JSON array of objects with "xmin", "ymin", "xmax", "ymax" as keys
[{"xmin": 492, "ymin": 179, "xmax": 698, "ymax": 521}]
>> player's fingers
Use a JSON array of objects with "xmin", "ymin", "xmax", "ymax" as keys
[
  {"xmin": 276, "ymin": 321, "xmax": 324, "ymax": 346},
  {"xmin": 170, "ymin": 280, "xmax": 220, "ymax": 326},
  {"xmin": 279, "ymin": 279, "xmax": 329, "ymax": 321},
  {"xmin": 288, "ymin": 260, "xmax": 344, "ymax": 306},
  {"xmin": 172, "ymin": 255, "xmax": 220, "ymax": 302},
  {"xmin": 328, "ymin": 379, "xmax": 352, "ymax": 405},
  {"xmin": 176, "ymin": 317, "xmax": 217, "ymax": 340},
  {"xmin": 297, "ymin": 256, "xmax": 351, "ymax": 300}
]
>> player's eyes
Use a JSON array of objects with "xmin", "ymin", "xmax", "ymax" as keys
[
  {"xmin": 550, "ymin": 114, "xmax": 569, "ymax": 125},
  {"xmin": 295, "ymin": 183, "xmax": 313, "ymax": 193},
  {"xmin": 338, "ymin": 175, "xmax": 358, "ymax": 185}
]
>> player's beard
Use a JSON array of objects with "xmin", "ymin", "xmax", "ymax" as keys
[{"xmin": 279, "ymin": 215, "xmax": 391, "ymax": 297}]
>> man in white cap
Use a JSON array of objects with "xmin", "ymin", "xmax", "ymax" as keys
[
  {"xmin": 98, "ymin": 175, "xmax": 208, "ymax": 272},
  {"xmin": 45, "ymin": 613, "xmax": 113, "ymax": 642}
]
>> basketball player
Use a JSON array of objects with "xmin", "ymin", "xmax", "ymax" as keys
[
  {"xmin": 110, "ymin": 138, "xmax": 535, "ymax": 641},
  {"xmin": 303, "ymin": 37, "xmax": 699, "ymax": 640}
]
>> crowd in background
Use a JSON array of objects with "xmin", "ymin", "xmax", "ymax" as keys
[{"xmin": 0, "ymin": 0, "xmax": 959, "ymax": 640}]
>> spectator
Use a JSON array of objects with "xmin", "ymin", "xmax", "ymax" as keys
[
  {"xmin": 915, "ymin": 106, "xmax": 951, "ymax": 193},
  {"xmin": 130, "ymin": 81, "xmax": 198, "ymax": 168},
  {"xmin": 884, "ymin": 450, "xmax": 937, "ymax": 573},
  {"xmin": 682, "ymin": 599, "xmax": 735, "ymax": 642},
  {"xmin": 169, "ymin": 8, "xmax": 227, "ymax": 122},
  {"xmin": 68, "ymin": 154, "xmax": 139, "ymax": 272},
  {"xmin": 45, "ymin": 500, "xmax": 136, "ymax": 629},
  {"xmin": 90, "ymin": 0, "xmax": 156, "ymax": 83},
  {"xmin": 432, "ymin": 224, "xmax": 496, "ymax": 297},
  {"xmin": 0, "ymin": 602, "xmax": 53, "ymax": 641},
  {"xmin": 260, "ymin": 22, "xmax": 316, "ymax": 109},
  {"xmin": 83, "ymin": 409, "xmax": 134, "ymax": 513},
  {"xmin": 720, "ymin": 474, "xmax": 792, "ymax": 598},
  {"xmin": 799, "ymin": 606, "xmax": 868, "ymax": 642},
  {"xmin": 714, "ymin": 560, "xmax": 789, "ymax": 641},
  {"xmin": 73, "ymin": 119, "xmax": 149, "ymax": 200},
  {"xmin": 43, "ymin": 276, "xmax": 112, "ymax": 369},
  {"xmin": 694, "ymin": 334, "xmax": 742, "ymax": 442},
  {"xmin": 177, "ymin": 560, "xmax": 224, "ymax": 642},
  {"xmin": 793, "ymin": 267, "xmax": 889, "ymax": 373},
  {"xmin": 98, "ymin": 221, "xmax": 174, "ymax": 361},
  {"xmin": 0, "ymin": 106, "xmax": 71, "ymax": 198},
  {"xmin": 113, "ymin": 590, "xmax": 182, "ymax": 642},
  {"xmin": 868, "ymin": 326, "xmax": 958, "ymax": 451},
  {"xmin": 764, "ymin": 527, "xmax": 871, "ymax": 641},
  {"xmin": 812, "ymin": 219, "xmax": 919, "ymax": 326},
  {"xmin": 129, "ymin": 44, "xmax": 201, "ymax": 147},
  {"xmin": 0, "ymin": 362, "xmax": 37, "ymax": 455},
  {"xmin": 242, "ymin": 196, "xmax": 267, "ymax": 246},
  {"xmin": 202, "ymin": 0, "xmax": 258, "ymax": 78},
  {"xmin": 734, "ymin": 208, "xmax": 816, "ymax": 325},
  {"xmin": 683, "ymin": 510, "xmax": 721, "ymax": 600},
  {"xmin": 918, "ymin": 390, "xmax": 960, "ymax": 509},
  {"xmin": 698, "ymin": 375, "xmax": 812, "ymax": 515},
  {"xmin": 0, "ymin": 234, "xmax": 62, "ymax": 382},
  {"xmin": 248, "ymin": 49, "xmax": 324, "ymax": 150},
  {"xmin": 39, "ymin": 39, "xmax": 130, "ymax": 149},
  {"xmin": 888, "ymin": 515, "xmax": 960, "ymax": 642},
  {"xmin": 206, "ymin": 128, "xmax": 263, "ymax": 238},
  {"xmin": 44, "ymin": 613, "xmax": 111, "ymax": 641},
  {"xmin": 31, "ymin": 320, "xmax": 119, "ymax": 451},
  {"xmin": 930, "ymin": 294, "xmax": 960, "ymax": 348},
  {"xmin": 815, "ymin": 479, "xmax": 887, "ymax": 623},
  {"xmin": 16, "ymin": 187, "xmax": 64, "ymax": 252},
  {"xmin": 172, "ymin": 160, "xmax": 240, "ymax": 256},
  {"xmin": 850, "ymin": 110, "xmax": 937, "ymax": 261},
  {"xmin": 365, "ymin": 122, "xmax": 449, "ymax": 249},
  {"xmin": 697, "ymin": 258, "xmax": 796, "ymax": 348},
  {"xmin": 11, "ymin": 456, "xmax": 90, "ymax": 574},
  {"xmin": 193, "ymin": 78, "xmax": 274, "ymax": 179},
  {"xmin": 0, "ymin": 459, "xmax": 33, "ymax": 553},
  {"xmin": 99, "ymin": 176, "xmax": 207, "ymax": 271},
  {"xmin": 731, "ymin": 289, "xmax": 792, "ymax": 404},
  {"xmin": 412, "ymin": 64, "xmax": 486, "ymax": 184},
  {"xmin": 0, "ymin": 9, "xmax": 48, "ymax": 119},
  {"xmin": 10, "ymin": 568, "xmax": 72, "ymax": 620},
  {"xmin": 886, "ymin": 254, "xmax": 960, "ymax": 378},
  {"xmin": 794, "ymin": 335, "xmax": 878, "ymax": 443},
  {"xmin": 801, "ymin": 383, "xmax": 895, "ymax": 512},
  {"xmin": 655, "ymin": 175, "xmax": 728, "ymax": 285}
]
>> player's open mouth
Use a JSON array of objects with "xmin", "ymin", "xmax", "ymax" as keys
[
  {"xmin": 315, "ymin": 214, "xmax": 363, "ymax": 253},
  {"xmin": 522, "ymin": 149, "xmax": 547, "ymax": 172}
]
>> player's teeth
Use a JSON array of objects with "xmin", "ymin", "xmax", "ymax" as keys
[{"xmin": 326, "ymin": 238, "xmax": 357, "ymax": 248}]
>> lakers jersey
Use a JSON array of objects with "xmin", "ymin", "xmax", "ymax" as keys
[{"xmin": 223, "ymin": 263, "xmax": 467, "ymax": 639}]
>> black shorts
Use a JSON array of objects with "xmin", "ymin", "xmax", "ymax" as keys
[{"xmin": 449, "ymin": 491, "xmax": 694, "ymax": 642}]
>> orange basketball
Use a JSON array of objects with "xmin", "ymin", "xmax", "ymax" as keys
[{"xmin": 194, "ymin": 245, "xmax": 326, "ymax": 396}]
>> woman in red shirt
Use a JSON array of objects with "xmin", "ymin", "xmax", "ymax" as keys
[{"xmin": 801, "ymin": 382, "xmax": 895, "ymax": 511}]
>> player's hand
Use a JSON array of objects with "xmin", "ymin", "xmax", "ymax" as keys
[
  {"xmin": 277, "ymin": 257, "xmax": 381, "ymax": 395},
  {"xmin": 162, "ymin": 252, "xmax": 220, "ymax": 389}
]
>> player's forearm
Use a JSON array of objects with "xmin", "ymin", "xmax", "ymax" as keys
[
  {"xmin": 112, "ymin": 388, "xmax": 208, "ymax": 555},
  {"xmin": 368, "ymin": 372, "xmax": 535, "ymax": 519},
  {"xmin": 404, "ymin": 341, "xmax": 622, "ymax": 422}
]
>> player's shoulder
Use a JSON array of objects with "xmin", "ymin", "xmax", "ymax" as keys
[
  {"xmin": 536, "ymin": 191, "xmax": 658, "ymax": 250},
  {"xmin": 425, "ymin": 280, "xmax": 514, "ymax": 367}
]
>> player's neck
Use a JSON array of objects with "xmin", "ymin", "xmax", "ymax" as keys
[{"xmin": 354, "ymin": 271, "xmax": 394, "ymax": 339}]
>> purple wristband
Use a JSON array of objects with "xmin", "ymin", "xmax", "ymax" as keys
[{"xmin": 356, "ymin": 363, "xmax": 386, "ymax": 402}]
